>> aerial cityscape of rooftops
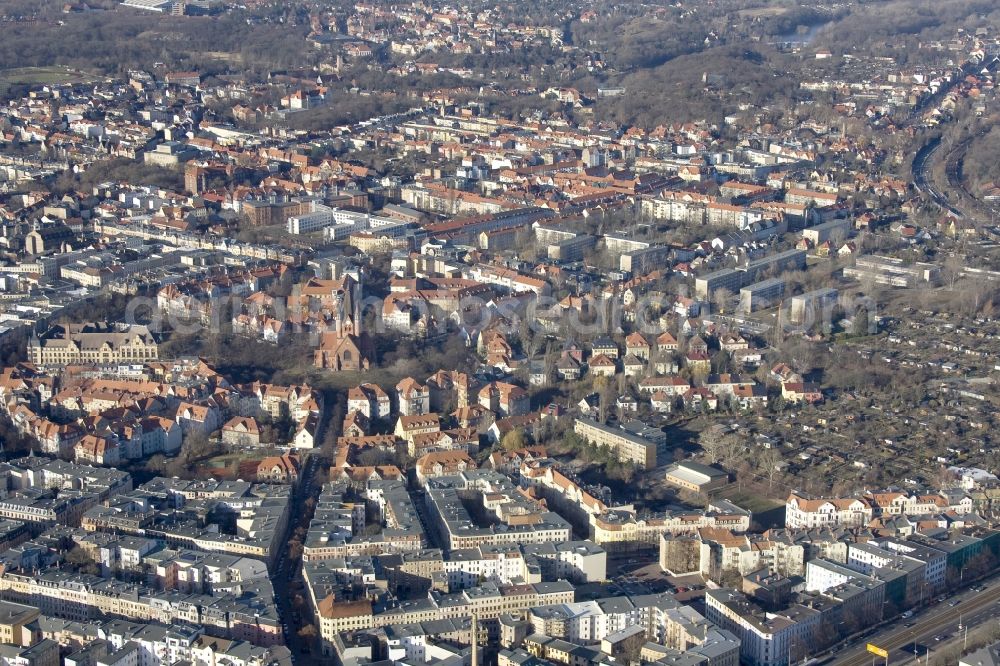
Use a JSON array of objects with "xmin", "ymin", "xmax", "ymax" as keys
[{"xmin": 1, "ymin": 1, "xmax": 1000, "ymax": 666}]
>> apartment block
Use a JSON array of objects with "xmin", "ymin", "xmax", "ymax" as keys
[
  {"xmin": 573, "ymin": 418, "xmax": 658, "ymax": 469},
  {"xmin": 738, "ymin": 278, "xmax": 785, "ymax": 314}
]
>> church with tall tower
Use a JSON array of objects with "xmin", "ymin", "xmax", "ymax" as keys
[{"xmin": 309, "ymin": 274, "xmax": 374, "ymax": 372}]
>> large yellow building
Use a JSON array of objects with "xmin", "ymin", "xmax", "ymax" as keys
[
  {"xmin": 29, "ymin": 323, "xmax": 158, "ymax": 366},
  {"xmin": 0, "ymin": 600, "xmax": 40, "ymax": 647}
]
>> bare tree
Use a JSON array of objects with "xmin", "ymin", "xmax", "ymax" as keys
[
  {"xmin": 698, "ymin": 429, "xmax": 724, "ymax": 463},
  {"xmin": 719, "ymin": 434, "xmax": 745, "ymax": 470},
  {"xmin": 941, "ymin": 249, "xmax": 962, "ymax": 283},
  {"xmin": 713, "ymin": 287, "xmax": 733, "ymax": 315},
  {"xmin": 756, "ymin": 446, "xmax": 782, "ymax": 492}
]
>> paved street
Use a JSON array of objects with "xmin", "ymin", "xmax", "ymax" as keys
[
  {"xmin": 830, "ymin": 578, "xmax": 1000, "ymax": 666},
  {"xmin": 274, "ymin": 452, "xmax": 324, "ymax": 663}
]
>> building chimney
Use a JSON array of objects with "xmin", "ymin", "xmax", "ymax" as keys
[{"xmin": 471, "ymin": 612, "xmax": 478, "ymax": 666}]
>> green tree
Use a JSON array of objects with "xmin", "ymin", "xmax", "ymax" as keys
[
  {"xmin": 65, "ymin": 547, "xmax": 100, "ymax": 575},
  {"xmin": 502, "ymin": 428, "xmax": 526, "ymax": 452}
]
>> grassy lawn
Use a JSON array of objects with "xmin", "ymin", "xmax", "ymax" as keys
[
  {"xmin": 204, "ymin": 451, "xmax": 246, "ymax": 466},
  {"xmin": 201, "ymin": 450, "xmax": 276, "ymax": 475},
  {"xmin": 198, "ymin": 51, "xmax": 245, "ymax": 64},
  {"xmin": 0, "ymin": 66, "xmax": 94, "ymax": 86},
  {"xmin": 736, "ymin": 7, "xmax": 788, "ymax": 18},
  {"xmin": 717, "ymin": 488, "xmax": 783, "ymax": 513}
]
